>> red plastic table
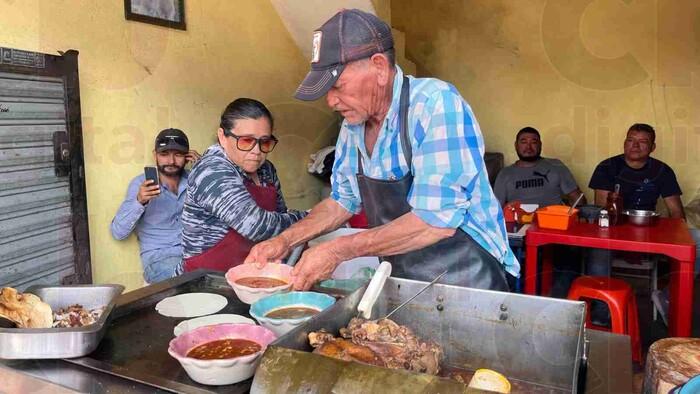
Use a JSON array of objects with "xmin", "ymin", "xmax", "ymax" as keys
[{"xmin": 524, "ymin": 218, "xmax": 696, "ymax": 337}]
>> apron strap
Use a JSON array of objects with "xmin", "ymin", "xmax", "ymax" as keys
[
  {"xmin": 399, "ymin": 76, "xmax": 411, "ymax": 170},
  {"xmin": 358, "ymin": 148, "xmax": 364, "ymax": 175},
  {"xmin": 358, "ymin": 76, "xmax": 411, "ymax": 176}
]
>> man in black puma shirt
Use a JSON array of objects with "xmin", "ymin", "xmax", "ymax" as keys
[{"xmin": 494, "ymin": 127, "xmax": 586, "ymax": 207}]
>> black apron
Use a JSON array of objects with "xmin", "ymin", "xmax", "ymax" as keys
[{"xmin": 356, "ymin": 76, "xmax": 509, "ymax": 291}]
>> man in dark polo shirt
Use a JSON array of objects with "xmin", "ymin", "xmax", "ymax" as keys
[
  {"xmin": 587, "ymin": 123, "xmax": 685, "ymax": 325},
  {"xmin": 589, "ymin": 123, "xmax": 684, "ymax": 216}
]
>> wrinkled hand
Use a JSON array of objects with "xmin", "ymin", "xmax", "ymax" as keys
[
  {"xmin": 137, "ymin": 180, "xmax": 160, "ymax": 205},
  {"xmin": 291, "ymin": 243, "xmax": 342, "ymax": 291},
  {"xmin": 186, "ymin": 150, "xmax": 201, "ymax": 164},
  {"xmin": 244, "ymin": 236, "xmax": 292, "ymax": 269}
]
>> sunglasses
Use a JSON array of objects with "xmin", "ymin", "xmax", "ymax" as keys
[
  {"xmin": 157, "ymin": 135, "xmax": 189, "ymax": 148},
  {"xmin": 225, "ymin": 131, "xmax": 278, "ymax": 153}
]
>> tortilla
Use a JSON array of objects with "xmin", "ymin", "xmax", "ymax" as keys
[
  {"xmin": 155, "ymin": 293, "xmax": 227, "ymax": 318},
  {"xmin": 0, "ymin": 287, "xmax": 53, "ymax": 328},
  {"xmin": 173, "ymin": 314, "xmax": 255, "ymax": 337}
]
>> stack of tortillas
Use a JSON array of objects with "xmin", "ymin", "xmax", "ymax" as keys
[
  {"xmin": 0, "ymin": 287, "xmax": 53, "ymax": 328},
  {"xmin": 155, "ymin": 293, "xmax": 228, "ymax": 318}
]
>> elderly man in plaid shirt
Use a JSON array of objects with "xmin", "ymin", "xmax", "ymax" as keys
[{"xmin": 245, "ymin": 10, "xmax": 518, "ymax": 292}]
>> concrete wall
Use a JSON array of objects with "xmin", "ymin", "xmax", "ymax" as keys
[
  {"xmin": 393, "ymin": 0, "xmax": 700, "ymax": 204},
  {"xmin": 0, "ymin": 0, "xmax": 338, "ymax": 291},
  {"xmin": 271, "ymin": 0, "xmax": 376, "ymax": 60}
]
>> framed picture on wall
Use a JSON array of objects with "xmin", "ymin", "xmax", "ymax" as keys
[{"xmin": 124, "ymin": 0, "xmax": 186, "ymax": 30}]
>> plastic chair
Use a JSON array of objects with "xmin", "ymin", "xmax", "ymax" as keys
[
  {"xmin": 567, "ymin": 275, "xmax": 642, "ymax": 363},
  {"xmin": 611, "ymin": 257, "xmax": 659, "ymax": 320}
]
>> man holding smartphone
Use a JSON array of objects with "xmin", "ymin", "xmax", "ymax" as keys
[{"xmin": 110, "ymin": 128, "xmax": 200, "ymax": 284}]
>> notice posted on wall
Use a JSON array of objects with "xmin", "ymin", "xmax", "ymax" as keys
[{"xmin": 0, "ymin": 47, "xmax": 45, "ymax": 68}]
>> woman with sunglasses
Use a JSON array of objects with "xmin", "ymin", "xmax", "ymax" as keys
[{"xmin": 179, "ymin": 98, "xmax": 307, "ymax": 273}]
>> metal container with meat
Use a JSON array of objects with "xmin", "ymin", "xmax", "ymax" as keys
[
  {"xmin": 252, "ymin": 277, "xmax": 588, "ymax": 393},
  {"xmin": 0, "ymin": 284, "xmax": 124, "ymax": 359}
]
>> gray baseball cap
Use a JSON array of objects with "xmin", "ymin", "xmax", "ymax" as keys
[{"xmin": 295, "ymin": 9, "xmax": 394, "ymax": 101}]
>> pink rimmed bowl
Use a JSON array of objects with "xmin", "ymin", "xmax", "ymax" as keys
[
  {"xmin": 225, "ymin": 263, "xmax": 294, "ymax": 305},
  {"xmin": 167, "ymin": 323, "xmax": 276, "ymax": 386}
]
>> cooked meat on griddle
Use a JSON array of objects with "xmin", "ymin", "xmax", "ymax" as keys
[
  {"xmin": 308, "ymin": 330, "xmax": 335, "ymax": 347},
  {"xmin": 52, "ymin": 304, "xmax": 104, "ymax": 328},
  {"xmin": 311, "ymin": 336, "xmax": 386, "ymax": 367},
  {"xmin": 0, "ymin": 287, "xmax": 53, "ymax": 328},
  {"xmin": 309, "ymin": 318, "xmax": 443, "ymax": 375}
]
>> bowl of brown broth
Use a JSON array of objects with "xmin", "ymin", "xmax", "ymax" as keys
[
  {"xmin": 249, "ymin": 292, "xmax": 336, "ymax": 336},
  {"xmin": 225, "ymin": 263, "xmax": 294, "ymax": 305},
  {"xmin": 168, "ymin": 323, "xmax": 276, "ymax": 386}
]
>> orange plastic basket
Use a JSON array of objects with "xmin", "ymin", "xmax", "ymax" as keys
[{"xmin": 536, "ymin": 205, "xmax": 579, "ymax": 230}]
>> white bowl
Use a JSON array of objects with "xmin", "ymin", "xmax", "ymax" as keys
[
  {"xmin": 520, "ymin": 204, "xmax": 539, "ymax": 213},
  {"xmin": 225, "ymin": 264, "xmax": 294, "ymax": 305},
  {"xmin": 331, "ymin": 256, "xmax": 380, "ymax": 279},
  {"xmin": 168, "ymin": 323, "xmax": 276, "ymax": 386}
]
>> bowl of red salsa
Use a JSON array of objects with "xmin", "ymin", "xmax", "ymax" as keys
[
  {"xmin": 168, "ymin": 323, "xmax": 276, "ymax": 385},
  {"xmin": 225, "ymin": 263, "xmax": 294, "ymax": 304}
]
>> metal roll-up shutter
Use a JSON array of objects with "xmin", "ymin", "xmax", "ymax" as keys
[{"xmin": 0, "ymin": 71, "xmax": 76, "ymax": 290}]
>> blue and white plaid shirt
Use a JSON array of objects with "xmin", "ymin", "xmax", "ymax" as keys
[{"xmin": 330, "ymin": 66, "xmax": 520, "ymax": 277}]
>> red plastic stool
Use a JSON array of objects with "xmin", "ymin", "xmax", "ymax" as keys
[{"xmin": 567, "ymin": 275, "xmax": 642, "ymax": 363}]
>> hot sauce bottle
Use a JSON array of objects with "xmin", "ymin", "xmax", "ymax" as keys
[{"xmin": 604, "ymin": 184, "xmax": 624, "ymax": 226}]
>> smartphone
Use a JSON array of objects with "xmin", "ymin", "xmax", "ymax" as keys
[{"xmin": 144, "ymin": 166, "xmax": 160, "ymax": 187}]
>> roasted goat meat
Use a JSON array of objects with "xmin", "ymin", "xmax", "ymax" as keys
[
  {"xmin": 310, "ymin": 331, "xmax": 386, "ymax": 367},
  {"xmin": 52, "ymin": 304, "xmax": 104, "ymax": 328},
  {"xmin": 309, "ymin": 318, "xmax": 443, "ymax": 375}
]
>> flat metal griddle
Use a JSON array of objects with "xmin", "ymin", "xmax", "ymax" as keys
[{"xmin": 63, "ymin": 271, "xmax": 259, "ymax": 394}]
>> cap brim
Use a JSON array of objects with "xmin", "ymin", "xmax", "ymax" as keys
[
  {"xmin": 294, "ymin": 64, "xmax": 345, "ymax": 101},
  {"xmin": 156, "ymin": 142, "xmax": 188, "ymax": 152}
]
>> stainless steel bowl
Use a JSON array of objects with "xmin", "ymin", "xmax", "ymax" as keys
[{"xmin": 623, "ymin": 209, "xmax": 659, "ymax": 226}]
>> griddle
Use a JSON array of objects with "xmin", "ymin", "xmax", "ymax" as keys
[{"xmin": 62, "ymin": 271, "xmax": 266, "ymax": 393}]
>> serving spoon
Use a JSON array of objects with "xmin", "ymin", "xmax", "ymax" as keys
[{"xmin": 567, "ymin": 192, "xmax": 585, "ymax": 216}]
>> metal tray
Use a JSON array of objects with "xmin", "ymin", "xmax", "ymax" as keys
[
  {"xmin": 0, "ymin": 284, "xmax": 125, "ymax": 359},
  {"xmin": 253, "ymin": 277, "xmax": 588, "ymax": 393},
  {"xmin": 63, "ymin": 271, "xmax": 263, "ymax": 394}
]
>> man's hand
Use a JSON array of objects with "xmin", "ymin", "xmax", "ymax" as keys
[
  {"xmin": 137, "ymin": 180, "xmax": 160, "ymax": 205},
  {"xmin": 186, "ymin": 150, "xmax": 201, "ymax": 164},
  {"xmin": 291, "ymin": 243, "xmax": 342, "ymax": 291},
  {"xmin": 244, "ymin": 235, "xmax": 293, "ymax": 269}
]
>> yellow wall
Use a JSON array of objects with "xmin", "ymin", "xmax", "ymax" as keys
[
  {"xmin": 371, "ymin": 0, "xmax": 392, "ymax": 24},
  {"xmin": 0, "ymin": 0, "xmax": 338, "ymax": 291},
  {"xmin": 393, "ymin": 0, "xmax": 700, "ymax": 205}
]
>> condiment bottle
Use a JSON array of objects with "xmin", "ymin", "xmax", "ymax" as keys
[
  {"xmin": 604, "ymin": 185, "xmax": 624, "ymax": 226},
  {"xmin": 598, "ymin": 209, "xmax": 609, "ymax": 228}
]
